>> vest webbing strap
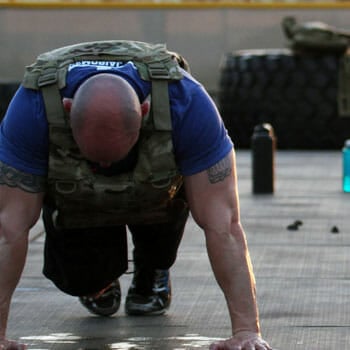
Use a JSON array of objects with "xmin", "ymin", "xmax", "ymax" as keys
[
  {"xmin": 38, "ymin": 65, "xmax": 66, "ymax": 126},
  {"xmin": 148, "ymin": 62, "xmax": 172, "ymax": 130},
  {"xmin": 151, "ymin": 80, "xmax": 172, "ymax": 130},
  {"xmin": 41, "ymin": 84, "xmax": 66, "ymax": 126}
]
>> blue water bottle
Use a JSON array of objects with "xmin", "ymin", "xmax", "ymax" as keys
[{"xmin": 343, "ymin": 139, "xmax": 350, "ymax": 192}]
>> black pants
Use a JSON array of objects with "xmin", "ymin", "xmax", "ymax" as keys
[{"xmin": 42, "ymin": 200, "xmax": 189, "ymax": 296}]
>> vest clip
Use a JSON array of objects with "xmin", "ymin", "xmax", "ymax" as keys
[
  {"xmin": 148, "ymin": 63, "xmax": 171, "ymax": 80},
  {"xmin": 38, "ymin": 67, "xmax": 58, "ymax": 87}
]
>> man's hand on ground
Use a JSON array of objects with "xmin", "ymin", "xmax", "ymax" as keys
[{"xmin": 209, "ymin": 331, "xmax": 272, "ymax": 350}]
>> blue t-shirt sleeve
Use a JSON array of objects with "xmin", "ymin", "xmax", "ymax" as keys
[
  {"xmin": 0, "ymin": 68, "xmax": 231, "ymax": 178},
  {"xmin": 0, "ymin": 86, "xmax": 49, "ymax": 176},
  {"xmin": 170, "ymin": 76, "xmax": 233, "ymax": 176}
]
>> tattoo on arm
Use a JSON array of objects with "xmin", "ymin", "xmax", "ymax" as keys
[
  {"xmin": 207, "ymin": 154, "xmax": 232, "ymax": 184},
  {"xmin": 0, "ymin": 160, "xmax": 46, "ymax": 193}
]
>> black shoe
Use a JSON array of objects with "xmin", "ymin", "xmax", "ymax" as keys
[
  {"xmin": 79, "ymin": 280, "xmax": 121, "ymax": 316},
  {"xmin": 125, "ymin": 269, "xmax": 171, "ymax": 316}
]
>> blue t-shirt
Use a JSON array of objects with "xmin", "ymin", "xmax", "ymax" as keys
[{"xmin": 0, "ymin": 61, "xmax": 232, "ymax": 177}]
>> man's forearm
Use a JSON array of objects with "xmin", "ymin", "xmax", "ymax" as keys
[
  {"xmin": 225, "ymin": 256, "xmax": 260, "ymax": 335},
  {"xmin": 205, "ymin": 224, "xmax": 260, "ymax": 335},
  {"xmin": 0, "ymin": 235, "xmax": 29, "ymax": 339}
]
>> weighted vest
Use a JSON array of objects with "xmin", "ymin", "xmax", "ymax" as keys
[{"xmin": 22, "ymin": 40, "xmax": 189, "ymax": 228}]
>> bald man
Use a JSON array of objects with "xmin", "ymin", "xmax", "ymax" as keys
[
  {"xmin": 0, "ymin": 46, "xmax": 272, "ymax": 350},
  {"xmin": 68, "ymin": 74, "xmax": 145, "ymax": 165}
]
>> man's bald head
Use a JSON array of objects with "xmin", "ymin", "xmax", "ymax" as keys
[{"xmin": 70, "ymin": 73, "xmax": 144, "ymax": 165}]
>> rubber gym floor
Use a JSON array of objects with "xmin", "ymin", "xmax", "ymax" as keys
[{"xmin": 8, "ymin": 150, "xmax": 350, "ymax": 350}]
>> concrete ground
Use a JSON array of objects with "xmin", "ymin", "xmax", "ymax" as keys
[{"xmin": 8, "ymin": 150, "xmax": 350, "ymax": 350}]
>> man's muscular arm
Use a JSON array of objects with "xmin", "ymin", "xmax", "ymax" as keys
[
  {"xmin": 0, "ymin": 160, "xmax": 45, "ymax": 349},
  {"xmin": 184, "ymin": 151, "xmax": 271, "ymax": 350}
]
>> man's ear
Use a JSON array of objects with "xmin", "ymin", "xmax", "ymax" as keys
[
  {"xmin": 63, "ymin": 98, "xmax": 73, "ymax": 113},
  {"xmin": 141, "ymin": 100, "xmax": 150, "ymax": 117}
]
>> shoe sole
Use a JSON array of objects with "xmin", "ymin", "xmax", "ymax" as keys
[
  {"xmin": 79, "ymin": 298, "xmax": 121, "ymax": 317},
  {"xmin": 125, "ymin": 307, "xmax": 168, "ymax": 316}
]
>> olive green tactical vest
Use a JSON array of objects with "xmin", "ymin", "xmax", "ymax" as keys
[{"xmin": 22, "ymin": 40, "xmax": 189, "ymax": 228}]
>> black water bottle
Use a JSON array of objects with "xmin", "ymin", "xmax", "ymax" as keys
[{"xmin": 251, "ymin": 123, "xmax": 276, "ymax": 194}]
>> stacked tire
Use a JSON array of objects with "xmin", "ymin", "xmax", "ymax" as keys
[
  {"xmin": 218, "ymin": 48, "xmax": 350, "ymax": 149},
  {"xmin": 0, "ymin": 82, "xmax": 20, "ymax": 122}
]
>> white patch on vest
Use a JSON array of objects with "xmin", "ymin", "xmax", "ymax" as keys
[{"xmin": 68, "ymin": 60, "xmax": 137, "ymax": 71}]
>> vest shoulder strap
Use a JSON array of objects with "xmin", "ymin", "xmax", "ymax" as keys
[
  {"xmin": 22, "ymin": 40, "xmax": 186, "ymax": 89},
  {"xmin": 22, "ymin": 40, "xmax": 190, "ymax": 131}
]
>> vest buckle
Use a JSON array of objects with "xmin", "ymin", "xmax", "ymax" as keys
[
  {"xmin": 148, "ymin": 63, "xmax": 171, "ymax": 80},
  {"xmin": 38, "ymin": 67, "xmax": 58, "ymax": 87}
]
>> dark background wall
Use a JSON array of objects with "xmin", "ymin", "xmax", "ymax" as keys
[{"xmin": 0, "ymin": 6, "xmax": 350, "ymax": 93}]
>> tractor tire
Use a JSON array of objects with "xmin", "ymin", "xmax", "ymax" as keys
[
  {"xmin": 218, "ymin": 48, "xmax": 350, "ymax": 149},
  {"xmin": 0, "ymin": 82, "xmax": 20, "ymax": 122}
]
